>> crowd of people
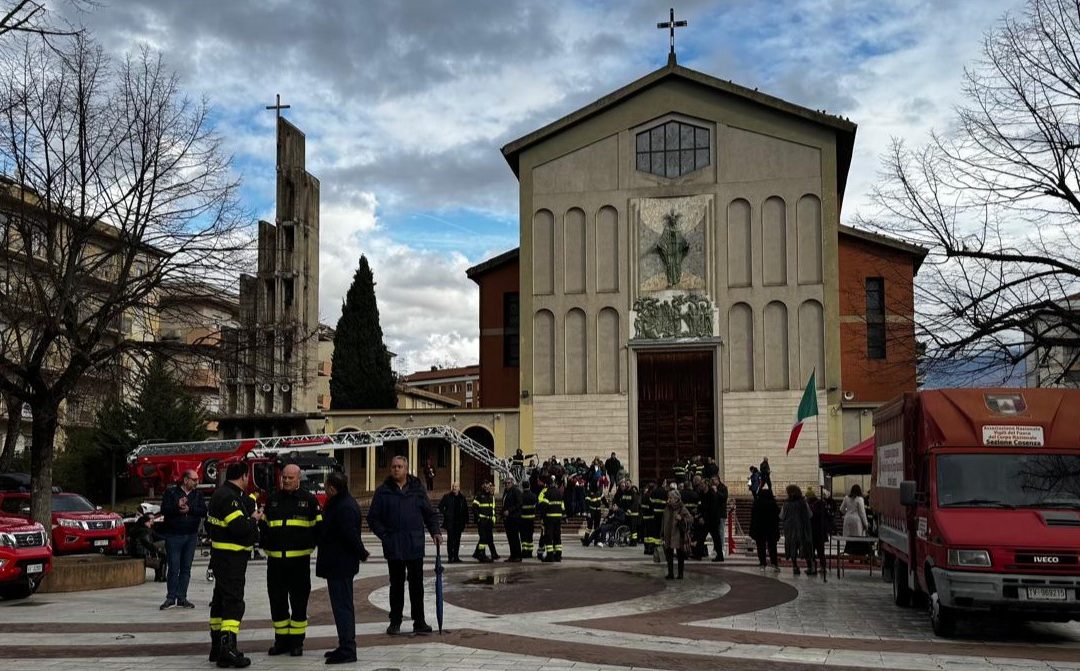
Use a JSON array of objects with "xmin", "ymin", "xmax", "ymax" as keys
[
  {"xmin": 142, "ymin": 449, "xmax": 871, "ymax": 667},
  {"xmin": 152, "ymin": 458, "xmax": 441, "ymax": 667},
  {"xmin": 746, "ymin": 456, "xmax": 871, "ymax": 578},
  {"xmin": 437, "ymin": 450, "xmax": 732, "ymax": 580}
]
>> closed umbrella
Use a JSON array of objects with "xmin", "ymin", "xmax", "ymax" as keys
[{"xmin": 435, "ymin": 544, "xmax": 445, "ymax": 633}]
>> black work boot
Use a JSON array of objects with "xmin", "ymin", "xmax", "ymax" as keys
[
  {"xmin": 290, "ymin": 634, "xmax": 304, "ymax": 657},
  {"xmin": 267, "ymin": 633, "xmax": 289, "ymax": 655},
  {"xmin": 217, "ymin": 632, "xmax": 252, "ymax": 668},
  {"xmin": 209, "ymin": 631, "xmax": 221, "ymax": 662}
]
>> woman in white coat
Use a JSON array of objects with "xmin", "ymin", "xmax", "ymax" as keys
[{"xmin": 841, "ymin": 484, "xmax": 870, "ymax": 555}]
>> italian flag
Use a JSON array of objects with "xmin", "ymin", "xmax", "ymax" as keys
[{"xmin": 785, "ymin": 370, "xmax": 818, "ymax": 454}]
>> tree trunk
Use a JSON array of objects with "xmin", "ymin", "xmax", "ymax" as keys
[
  {"xmin": 0, "ymin": 394, "xmax": 22, "ymax": 472},
  {"xmin": 28, "ymin": 400, "xmax": 60, "ymax": 527}
]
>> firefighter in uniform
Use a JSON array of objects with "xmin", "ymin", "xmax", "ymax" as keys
[
  {"xmin": 537, "ymin": 478, "xmax": 565, "ymax": 562},
  {"xmin": 520, "ymin": 484, "xmax": 537, "ymax": 558},
  {"xmin": 673, "ymin": 461, "xmax": 689, "ymax": 484},
  {"xmin": 260, "ymin": 463, "xmax": 321, "ymax": 657},
  {"xmin": 207, "ymin": 462, "xmax": 260, "ymax": 669},
  {"xmin": 583, "ymin": 486, "xmax": 604, "ymax": 546},
  {"xmin": 649, "ymin": 483, "xmax": 668, "ymax": 556},
  {"xmin": 613, "ymin": 480, "xmax": 637, "ymax": 546},
  {"xmin": 471, "ymin": 482, "xmax": 498, "ymax": 562},
  {"xmin": 640, "ymin": 482, "xmax": 655, "ymax": 554}
]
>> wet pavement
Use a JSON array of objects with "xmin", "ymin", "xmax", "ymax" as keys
[{"xmin": 1, "ymin": 535, "xmax": 1078, "ymax": 670}]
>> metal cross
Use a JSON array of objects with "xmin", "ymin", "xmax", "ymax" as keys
[
  {"xmin": 657, "ymin": 7, "xmax": 687, "ymax": 60},
  {"xmin": 265, "ymin": 93, "xmax": 290, "ymax": 119}
]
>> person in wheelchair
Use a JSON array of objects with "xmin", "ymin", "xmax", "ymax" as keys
[
  {"xmin": 585, "ymin": 504, "xmax": 627, "ymax": 547},
  {"xmin": 129, "ymin": 514, "xmax": 167, "ymax": 582}
]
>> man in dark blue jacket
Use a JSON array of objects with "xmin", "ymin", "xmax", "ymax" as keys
[
  {"xmin": 316, "ymin": 471, "xmax": 368, "ymax": 665},
  {"xmin": 159, "ymin": 468, "xmax": 206, "ymax": 610},
  {"xmin": 367, "ymin": 455, "xmax": 442, "ymax": 636}
]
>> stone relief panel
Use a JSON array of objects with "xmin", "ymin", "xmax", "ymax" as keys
[
  {"xmin": 597, "ymin": 307, "xmax": 620, "ymax": 393},
  {"xmin": 533, "ymin": 309, "xmax": 555, "ymax": 395},
  {"xmin": 797, "ymin": 195, "xmax": 822, "ymax": 285},
  {"xmin": 727, "ymin": 198, "xmax": 752, "ymax": 288},
  {"xmin": 728, "ymin": 302, "xmax": 754, "ymax": 391},
  {"xmin": 533, "ymin": 209, "xmax": 554, "ymax": 295},
  {"xmin": 636, "ymin": 195, "xmax": 708, "ymax": 293},
  {"xmin": 764, "ymin": 301, "xmax": 789, "ymax": 390},
  {"xmin": 565, "ymin": 308, "xmax": 587, "ymax": 394},
  {"xmin": 564, "ymin": 208, "xmax": 586, "ymax": 294},
  {"xmin": 762, "ymin": 196, "xmax": 787, "ymax": 286},
  {"xmin": 596, "ymin": 205, "xmax": 620, "ymax": 293},
  {"xmin": 798, "ymin": 299, "xmax": 825, "ymax": 388},
  {"xmin": 631, "ymin": 293, "xmax": 716, "ymax": 340}
]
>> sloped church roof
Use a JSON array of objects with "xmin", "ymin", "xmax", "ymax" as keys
[{"xmin": 501, "ymin": 60, "xmax": 858, "ymax": 204}]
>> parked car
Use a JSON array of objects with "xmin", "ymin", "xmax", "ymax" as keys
[
  {"xmin": 0, "ymin": 514, "xmax": 52, "ymax": 600},
  {"xmin": 0, "ymin": 491, "xmax": 125, "ymax": 555},
  {"xmin": 0, "ymin": 472, "xmax": 31, "ymax": 492}
]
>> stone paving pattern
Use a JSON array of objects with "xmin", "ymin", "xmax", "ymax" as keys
[{"xmin": 1, "ymin": 536, "xmax": 1078, "ymax": 670}]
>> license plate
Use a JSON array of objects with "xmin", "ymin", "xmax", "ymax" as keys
[
  {"xmin": 25, "ymin": 563, "xmax": 43, "ymax": 574},
  {"xmin": 1027, "ymin": 587, "xmax": 1067, "ymax": 601},
  {"xmin": 93, "ymin": 539, "xmax": 109, "ymax": 547}
]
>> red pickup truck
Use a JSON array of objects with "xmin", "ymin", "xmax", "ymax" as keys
[
  {"xmin": 0, "ymin": 514, "xmax": 52, "ymax": 599},
  {"xmin": 873, "ymin": 388, "xmax": 1080, "ymax": 637},
  {"xmin": 0, "ymin": 491, "xmax": 125, "ymax": 555}
]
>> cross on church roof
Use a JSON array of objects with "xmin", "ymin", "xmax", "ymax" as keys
[
  {"xmin": 265, "ymin": 93, "xmax": 291, "ymax": 119},
  {"xmin": 657, "ymin": 7, "xmax": 687, "ymax": 65}
]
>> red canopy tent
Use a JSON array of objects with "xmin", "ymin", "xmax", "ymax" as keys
[{"xmin": 819, "ymin": 435, "xmax": 874, "ymax": 476}]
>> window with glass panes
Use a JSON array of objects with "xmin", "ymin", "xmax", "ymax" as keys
[
  {"xmin": 635, "ymin": 121, "xmax": 710, "ymax": 178},
  {"xmin": 865, "ymin": 277, "xmax": 886, "ymax": 359}
]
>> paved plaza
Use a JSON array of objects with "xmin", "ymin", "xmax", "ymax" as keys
[{"xmin": 1, "ymin": 538, "xmax": 1078, "ymax": 670}]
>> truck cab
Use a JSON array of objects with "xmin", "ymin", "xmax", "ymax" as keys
[
  {"xmin": 218, "ymin": 452, "xmax": 339, "ymax": 506},
  {"xmin": 0, "ymin": 491, "xmax": 126, "ymax": 555},
  {"xmin": 0, "ymin": 514, "xmax": 52, "ymax": 599},
  {"xmin": 874, "ymin": 389, "xmax": 1080, "ymax": 636}
]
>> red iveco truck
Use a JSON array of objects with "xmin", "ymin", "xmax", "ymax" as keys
[{"xmin": 873, "ymin": 388, "xmax": 1080, "ymax": 637}]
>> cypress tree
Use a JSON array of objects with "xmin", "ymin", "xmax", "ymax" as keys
[
  {"xmin": 330, "ymin": 255, "xmax": 397, "ymax": 409},
  {"xmin": 128, "ymin": 356, "xmax": 209, "ymax": 444}
]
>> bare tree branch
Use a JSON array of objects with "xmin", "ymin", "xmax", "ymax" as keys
[
  {"xmin": 0, "ymin": 32, "xmax": 254, "ymax": 524},
  {"xmin": 860, "ymin": 0, "xmax": 1080, "ymax": 389}
]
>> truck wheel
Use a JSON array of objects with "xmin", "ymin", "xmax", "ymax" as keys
[
  {"xmin": 0, "ymin": 581, "xmax": 34, "ymax": 600},
  {"xmin": 202, "ymin": 459, "xmax": 219, "ymax": 484},
  {"xmin": 929, "ymin": 591, "xmax": 957, "ymax": 637},
  {"xmin": 893, "ymin": 561, "xmax": 912, "ymax": 607}
]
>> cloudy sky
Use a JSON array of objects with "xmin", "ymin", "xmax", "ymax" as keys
[{"xmin": 55, "ymin": 0, "xmax": 1023, "ymax": 373}]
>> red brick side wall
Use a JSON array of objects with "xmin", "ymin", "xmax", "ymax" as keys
[
  {"xmin": 476, "ymin": 259, "xmax": 520, "ymax": 408},
  {"xmin": 838, "ymin": 235, "xmax": 919, "ymax": 403}
]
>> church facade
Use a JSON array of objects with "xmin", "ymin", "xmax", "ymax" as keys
[{"xmin": 499, "ymin": 60, "xmax": 858, "ymax": 487}]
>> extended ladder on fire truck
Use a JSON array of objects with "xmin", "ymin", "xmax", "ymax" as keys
[{"xmin": 130, "ymin": 425, "xmax": 513, "ymax": 479}]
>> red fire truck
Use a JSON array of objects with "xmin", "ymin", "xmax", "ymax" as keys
[
  {"xmin": 873, "ymin": 388, "xmax": 1080, "ymax": 637},
  {"xmin": 129, "ymin": 427, "xmax": 512, "ymax": 504},
  {"xmin": 128, "ymin": 434, "xmax": 367, "ymax": 505}
]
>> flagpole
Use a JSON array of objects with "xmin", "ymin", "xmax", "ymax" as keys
[
  {"xmin": 815, "ymin": 368, "xmax": 825, "ymax": 488},
  {"xmin": 815, "ymin": 366, "xmax": 821, "ymax": 456}
]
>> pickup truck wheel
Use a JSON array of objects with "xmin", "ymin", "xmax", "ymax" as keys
[
  {"xmin": 929, "ymin": 591, "xmax": 957, "ymax": 637},
  {"xmin": 0, "ymin": 581, "xmax": 34, "ymax": 600},
  {"xmin": 893, "ymin": 560, "xmax": 912, "ymax": 607}
]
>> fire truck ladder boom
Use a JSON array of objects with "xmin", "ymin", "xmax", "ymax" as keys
[{"xmin": 131, "ymin": 426, "xmax": 512, "ymax": 478}]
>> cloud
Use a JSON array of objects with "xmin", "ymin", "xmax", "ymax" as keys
[{"xmin": 54, "ymin": 0, "xmax": 1029, "ymax": 372}]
